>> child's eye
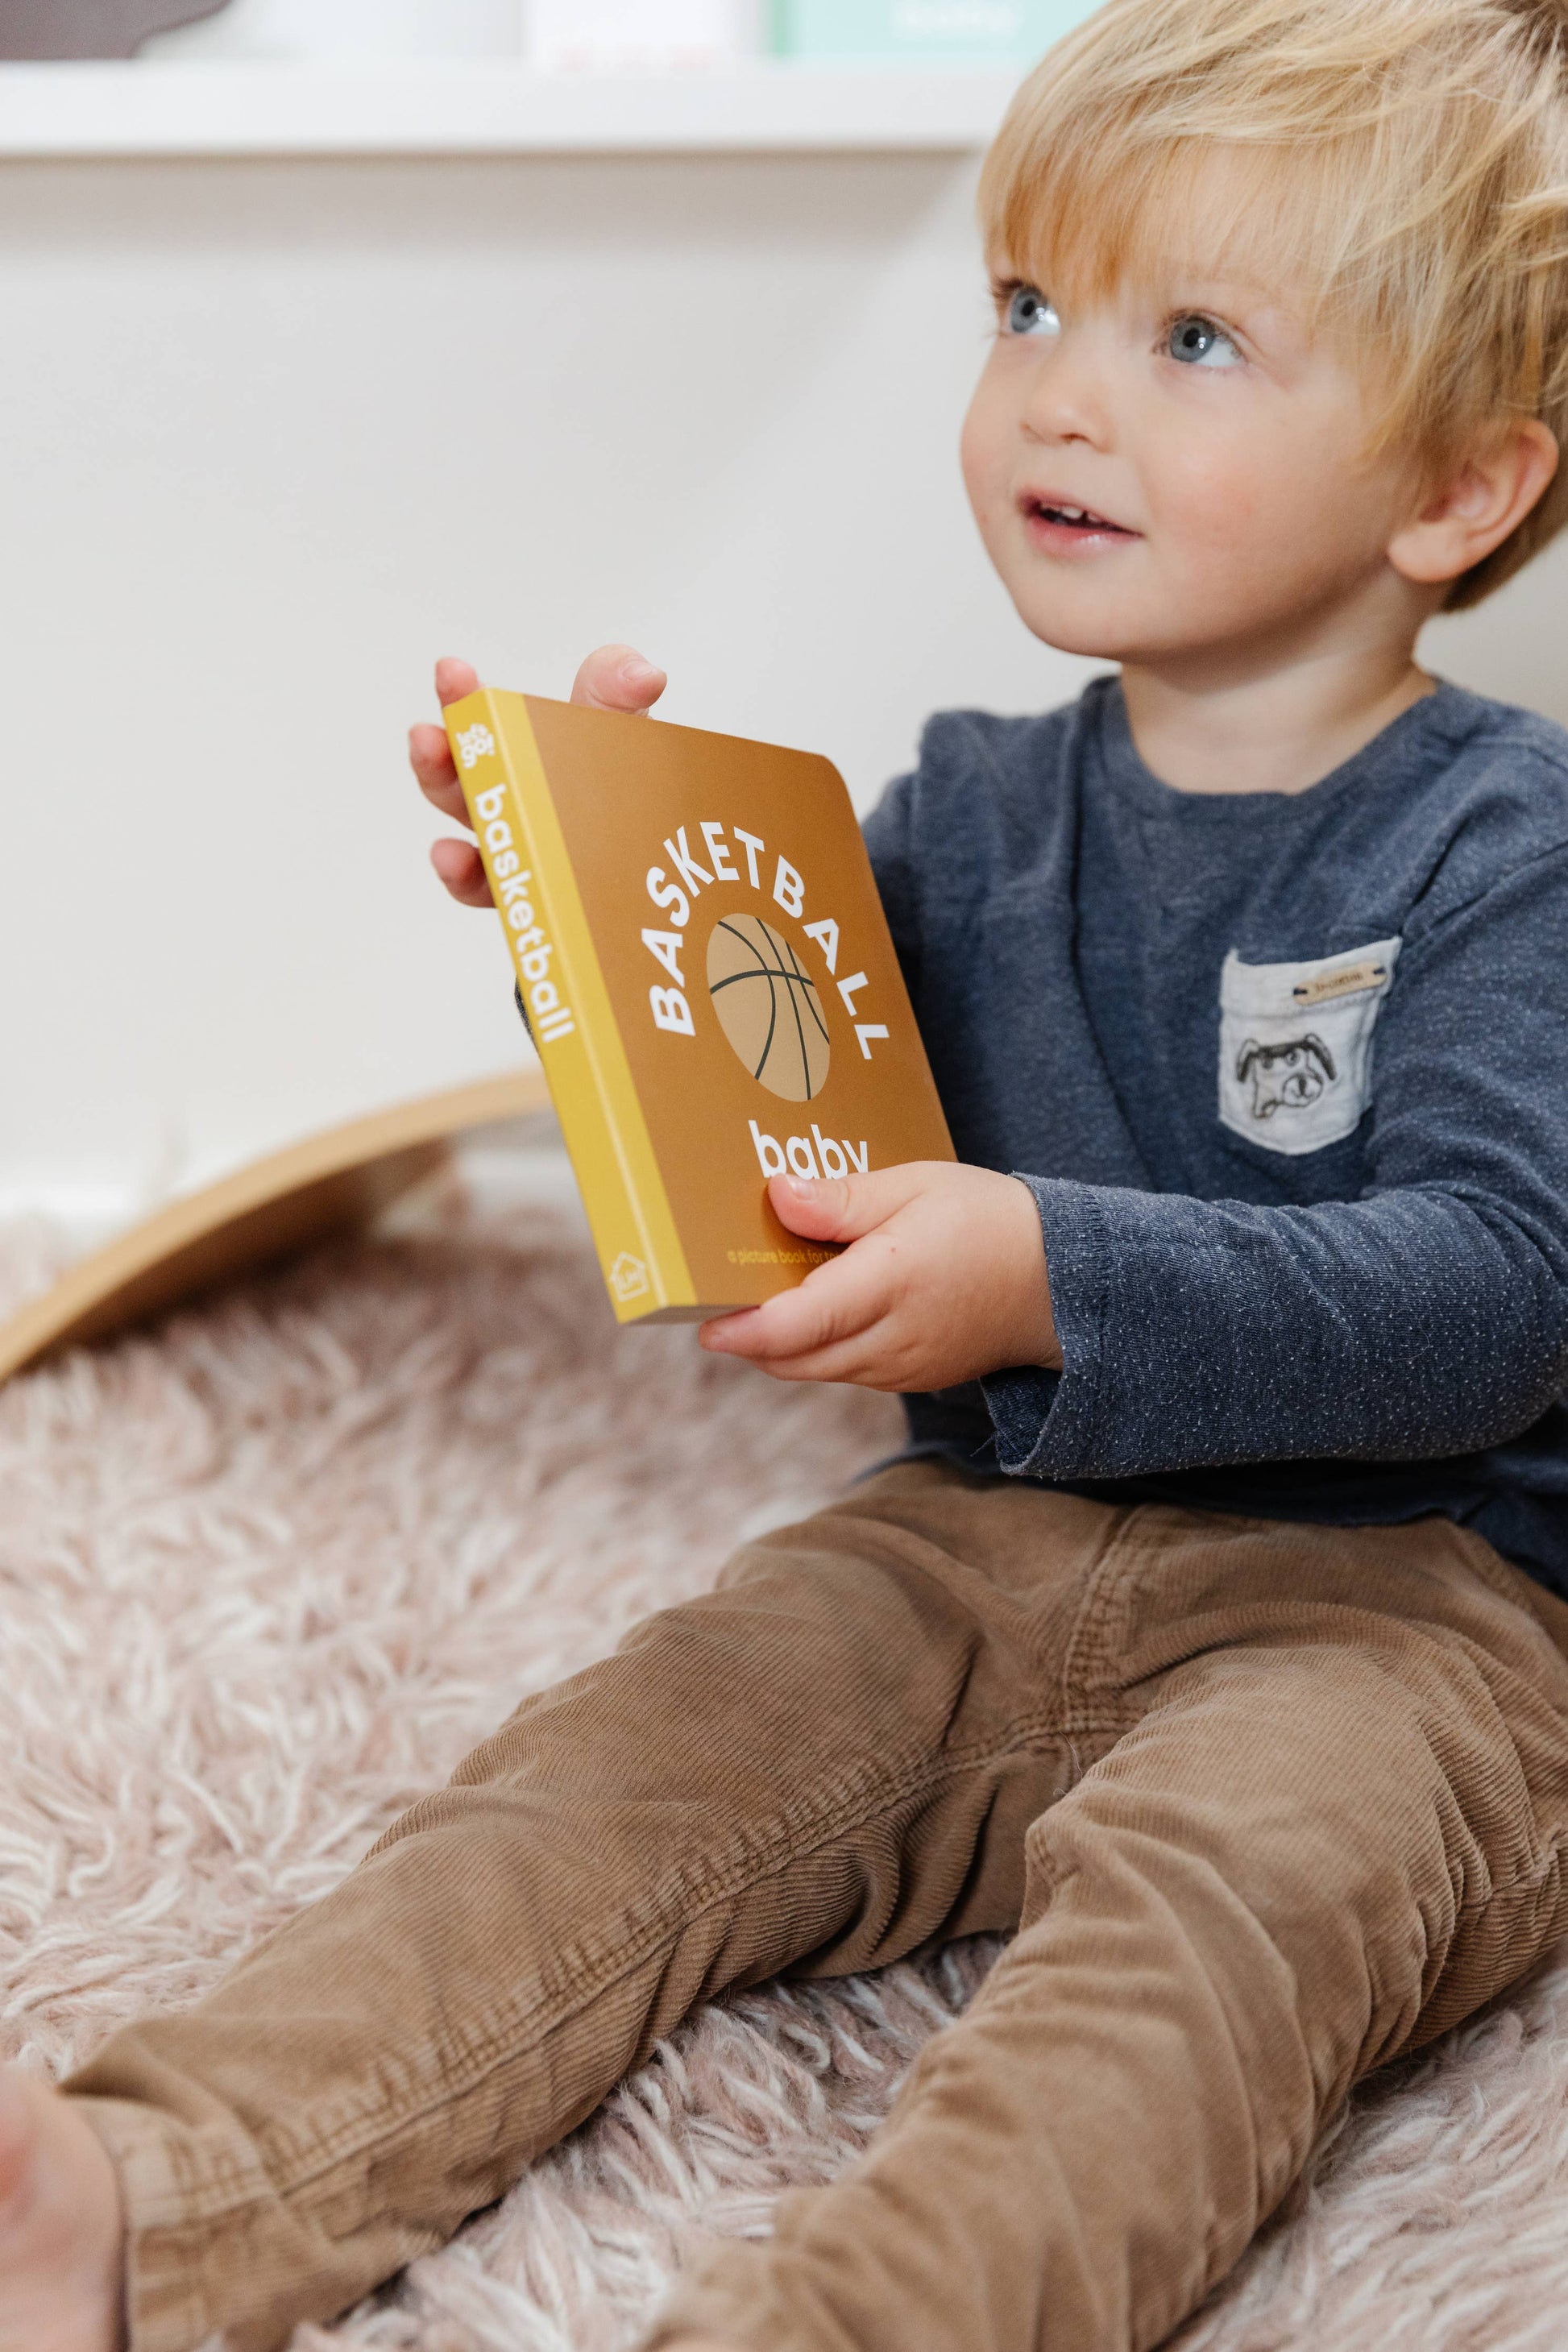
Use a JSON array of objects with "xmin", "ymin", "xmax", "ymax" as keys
[
  {"xmin": 1003, "ymin": 285, "xmax": 1061, "ymax": 339},
  {"xmin": 1167, "ymin": 313, "xmax": 1242, "ymax": 369}
]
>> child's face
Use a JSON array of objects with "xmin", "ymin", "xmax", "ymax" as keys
[{"xmin": 961, "ymin": 242, "xmax": 1425, "ymax": 669}]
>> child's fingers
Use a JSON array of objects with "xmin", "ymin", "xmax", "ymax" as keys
[
  {"xmin": 570, "ymin": 645, "xmax": 668, "ymax": 716},
  {"xmin": 702, "ymin": 1247, "xmax": 888, "ymax": 1366},
  {"xmin": 434, "ymin": 655, "xmax": 481, "ymax": 709},
  {"xmin": 707, "ymin": 1313, "xmax": 908, "ymax": 1389},
  {"xmin": 413, "ymin": 659, "xmax": 480, "ymax": 811},
  {"xmin": 430, "ymin": 837, "xmax": 495, "ymax": 907},
  {"xmin": 410, "ymin": 722, "xmax": 470, "ymax": 821}
]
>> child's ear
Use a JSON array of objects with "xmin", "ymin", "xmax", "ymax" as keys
[{"xmin": 1388, "ymin": 418, "xmax": 1559, "ymax": 587}]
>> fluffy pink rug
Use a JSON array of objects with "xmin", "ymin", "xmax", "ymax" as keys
[{"xmin": 3, "ymin": 1176, "xmax": 1568, "ymax": 2351}]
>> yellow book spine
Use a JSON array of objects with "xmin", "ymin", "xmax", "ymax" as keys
[{"xmin": 445, "ymin": 688, "xmax": 695, "ymax": 1322}]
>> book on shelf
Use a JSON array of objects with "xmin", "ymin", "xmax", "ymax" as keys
[
  {"xmin": 446, "ymin": 688, "xmax": 953, "ymax": 1324},
  {"xmin": 528, "ymin": 0, "xmax": 756, "ymax": 71},
  {"xmin": 769, "ymin": 2, "xmax": 1086, "ymax": 64}
]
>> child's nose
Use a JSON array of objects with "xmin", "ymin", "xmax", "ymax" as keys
[{"xmin": 1020, "ymin": 342, "xmax": 1114, "ymax": 450}]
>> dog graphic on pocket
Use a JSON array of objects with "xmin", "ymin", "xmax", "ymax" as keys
[{"xmin": 1234, "ymin": 1033, "xmax": 1338, "ymax": 1122}]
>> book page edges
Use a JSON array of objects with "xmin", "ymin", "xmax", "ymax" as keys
[{"xmin": 446, "ymin": 688, "xmax": 695, "ymax": 1322}]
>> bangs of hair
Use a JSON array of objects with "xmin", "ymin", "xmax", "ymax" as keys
[{"xmin": 979, "ymin": 0, "xmax": 1568, "ymax": 608}]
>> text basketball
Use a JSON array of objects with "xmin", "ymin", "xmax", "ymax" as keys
[{"xmin": 706, "ymin": 913, "xmax": 832, "ymax": 1101}]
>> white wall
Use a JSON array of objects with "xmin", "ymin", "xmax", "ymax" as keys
[{"xmin": 0, "ymin": 147, "xmax": 1562, "ymax": 1232}]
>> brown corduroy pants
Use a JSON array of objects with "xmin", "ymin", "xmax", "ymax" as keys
[{"xmin": 68, "ymin": 1460, "xmax": 1568, "ymax": 2352}]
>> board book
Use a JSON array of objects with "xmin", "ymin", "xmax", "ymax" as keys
[{"xmin": 446, "ymin": 690, "xmax": 954, "ymax": 1322}]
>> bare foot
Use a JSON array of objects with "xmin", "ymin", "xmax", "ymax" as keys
[{"xmin": 0, "ymin": 2068, "xmax": 124, "ymax": 2352}]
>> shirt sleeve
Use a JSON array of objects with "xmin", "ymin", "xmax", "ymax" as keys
[
  {"xmin": 861, "ymin": 772, "xmax": 924, "ymax": 1007},
  {"xmin": 983, "ymin": 844, "xmax": 1568, "ymax": 1479}
]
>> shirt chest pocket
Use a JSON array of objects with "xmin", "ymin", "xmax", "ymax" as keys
[{"xmin": 1218, "ymin": 938, "xmax": 1402, "ymax": 1156}]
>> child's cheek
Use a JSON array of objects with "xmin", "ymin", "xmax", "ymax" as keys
[
  {"xmin": 959, "ymin": 383, "xmax": 1010, "ymax": 530},
  {"xmin": 1152, "ymin": 425, "xmax": 1311, "ymax": 603}
]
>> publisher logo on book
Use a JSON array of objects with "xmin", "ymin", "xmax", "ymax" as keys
[
  {"xmin": 455, "ymin": 723, "xmax": 496, "ymax": 770},
  {"xmin": 609, "ymin": 1253, "xmax": 651, "ymax": 1305},
  {"xmin": 641, "ymin": 818, "xmax": 887, "ymax": 1184}
]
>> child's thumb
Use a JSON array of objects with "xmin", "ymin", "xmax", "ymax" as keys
[{"xmin": 767, "ymin": 1168, "xmax": 910, "ymax": 1242}]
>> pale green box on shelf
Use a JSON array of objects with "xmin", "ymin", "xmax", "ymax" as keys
[{"xmin": 770, "ymin": 1, "xmax": 1094, "ymax": 63}]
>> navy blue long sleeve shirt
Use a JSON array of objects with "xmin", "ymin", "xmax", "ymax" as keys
[{"xmin": 862, "ymin": 674, "xmax": 1568, "ymax": 1596}]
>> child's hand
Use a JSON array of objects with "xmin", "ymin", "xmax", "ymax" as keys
[
  {"xmin": 411, "ymin": 646, "xmax": 668, "ymax": 908},
  {"xmin": 699, "ymin": 1163, "xmax": 1061, "ymax": 1391}
]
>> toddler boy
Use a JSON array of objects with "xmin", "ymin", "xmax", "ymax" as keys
[{"xmin": 6, "ymin": 0, "xmax": 1568, "ymax": 2346}]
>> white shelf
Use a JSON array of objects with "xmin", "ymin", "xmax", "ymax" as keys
[{"xmin": 0, "ymin": 62, "xmax": 1016, "ymax": 157}]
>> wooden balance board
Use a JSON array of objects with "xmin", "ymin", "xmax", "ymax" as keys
[{"xmin": 0, "ymin": 1066, "xmax": 551, "ymax": 1387}]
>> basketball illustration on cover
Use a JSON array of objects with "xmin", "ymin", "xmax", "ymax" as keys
[{"xmin": 706, "ymin": 914, "xmax": 831, "ymax": 1101}]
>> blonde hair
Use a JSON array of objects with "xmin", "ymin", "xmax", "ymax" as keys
[{"xmin": 980, "ymin": 0, "xmax": 1568, "ymax": 607}]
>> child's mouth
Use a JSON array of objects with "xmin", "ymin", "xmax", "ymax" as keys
[{"xmin": 1022, "ymin": 495, "xmax": 1138, "ymax": 550}]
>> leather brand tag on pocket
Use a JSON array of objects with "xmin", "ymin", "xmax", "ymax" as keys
[{"xmin": 1291, "ymin": 957, "xmax": 1391, "ymax": 1008}]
